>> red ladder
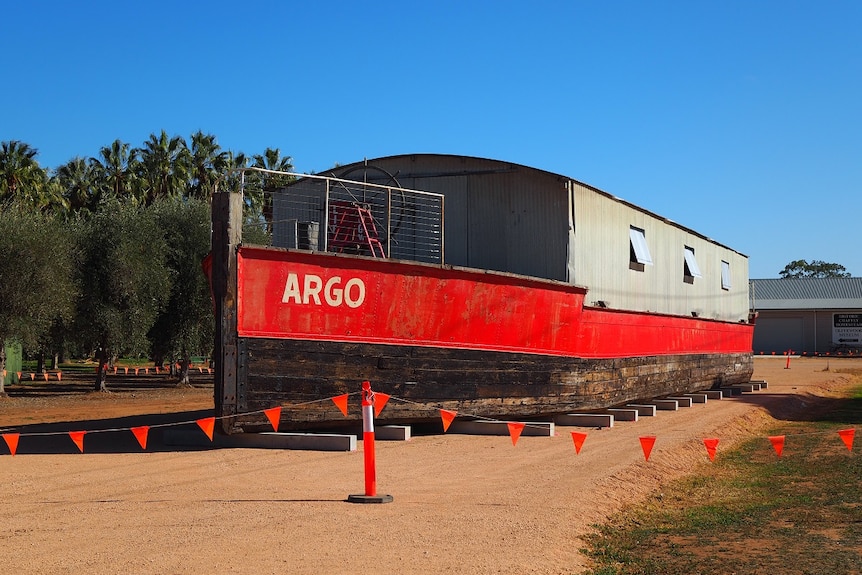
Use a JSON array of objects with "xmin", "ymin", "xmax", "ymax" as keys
[{"xmin": 329, "ymin": 201, "xmax": 385, "ymax": 257}]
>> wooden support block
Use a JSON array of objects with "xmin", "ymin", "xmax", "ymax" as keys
[
  {"xmin": 448, "ymin": 420, "xmax": 555, "ymax": 436},
  {"xmin": 554, "ymin": 413, "xmax": 614, "ymax": 428},
  {"xmin": 626, "ymin": 404, "xmax": 657, "ymax": 416},
  {"xmin": 606, "ymin": 408, "xmax": 639, "ymax": 422}
]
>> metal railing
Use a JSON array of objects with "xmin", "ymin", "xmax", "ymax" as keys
[{"xmin": 240, "ymin": 168, "xmax": 445, "ymax": 264}]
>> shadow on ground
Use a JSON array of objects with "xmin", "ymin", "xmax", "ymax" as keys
[{"xmin": 1, "ymin": 409, "xmax": 219, "ymax": 455}]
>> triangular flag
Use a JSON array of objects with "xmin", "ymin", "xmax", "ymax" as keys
[
  {"xmin": 56, "ymin": 372, "xmax": 62, "ymax": 381},
  {"xmin": 264, "ymin": 407, "xmax": 282, "ymax": 432},
  {"xmin": 332, "ymin": 394, "xmax": 349, "ymax": 417},
  {"xmin": 838, "ymin": 429, "xmax": 856, "ymax": 451},
  {"xmin": 440, "ymin": 409, "xmax": 457, "ymax": 432},
  {"xmin": 838, "ymin": 429, "xmax": 855, "ymax": 452},
  {"xmin": 703, "ymin": 438, "xmax": 720, "ymax": 461},
  {"xmin": 131, "ymin": 426, "xmax": 149, "ymax": 450},
  {"xmin": 639, "ymin": 436, "xmax": 657, "ymax": 461},
  {"xmin": 373, "ymin": 392, "xmax": 390, "ymax": 417},
  {"xmin": 508, "ymin": 422, "xmax": 525, "ymax": 446},
  {"xmin": 571, "ymin": 431, "xmax": 588, "ymax": 454},
  {"xmin": 196, "ymin": 417, "xmax": 215, "ymax": 441},
  {"xmin": 3, "ymin": 433, "xmax": 20, "ymax": 456},
  {"xmin": 769, "ymin": 435, "xmax": 785, "ymax": 457},
  {"xmin": 69, "ymin": 431, "xmax": 86, "ymax": 453}
]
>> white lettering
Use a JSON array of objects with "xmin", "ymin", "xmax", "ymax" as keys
[
  {"xmin": 344, "ymin": 278, "xmax": 365, "ymax": 308},
  {"xmin": 303, "ymin": 274, "xmax": 322, "ymax": 305},
  {"xmin": 324, "ymin": 276, "xmax": 343, "ymax": 306},
  {"xmin": 282, "ymin": 273, "xmax": 301, "ymax": 303},
  {"xmin": 282, "ymin": 272, "xmax": 366, "ymax": 308}
]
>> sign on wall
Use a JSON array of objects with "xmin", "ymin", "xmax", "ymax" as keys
[{"xmin": 833, "ymin": 313, "xmax": 862, "ymax": 347}]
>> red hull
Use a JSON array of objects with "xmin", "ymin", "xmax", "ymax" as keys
[{"xmin": 237, "ymin": 246, "xmax": 754, "ymax": 359}]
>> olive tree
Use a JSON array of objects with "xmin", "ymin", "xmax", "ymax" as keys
[{"xmin": 73, "ymin": 201, "xmax": 169, "ymax": 391}]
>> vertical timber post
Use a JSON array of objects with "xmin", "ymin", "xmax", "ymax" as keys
[{"xmin": 212, "ymin": 192, "xmax": 243, "ymax": 434}]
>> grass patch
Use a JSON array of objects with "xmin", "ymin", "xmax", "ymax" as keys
[{"xmin": 580, "ymin": 384, "xmax": 862, "ymax": 575}]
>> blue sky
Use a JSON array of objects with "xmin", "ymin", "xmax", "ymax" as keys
[{"xmin": 3, "ymin": 1, "xmax": 860, "ymax": 279}]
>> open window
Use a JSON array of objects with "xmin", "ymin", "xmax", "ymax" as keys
[
  {"xmin": 629, "ymin": 226, "xmax": 652, "ymax": 271},
  {"xmin": 720, "ymin": 260, "xmax": 732, "ymax": 290},
  {"xmin": 683, "ymin": 246, "xmax": 702, "ymax": 284}
]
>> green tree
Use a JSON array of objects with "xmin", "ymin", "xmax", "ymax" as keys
[
  {"xmin": 0, "ymin": 141, "xmax": 64, "ymax": 213},
  {"xmin": 0, "ymin": 140, "xmax": 40, "ymax": 200},
  {"xmin": 90, "ymin": 139, "xmax": 138, "ymax": 202},
  {"xmin": 779, "ymin": 260, "xmax": 851, "ymax": 279},
  {"xmin": 187, "ymin": 131, "xmax": 227, "ymax": 199},
  {"xmin": 147, "ymin": 197, "xmax": 214, "ymax": 385},
  {"xmin": 73, "ymin": 202, "xmax": 170, "ymax": 391},
  {"xmin": 249, "ymin": 148, "xmax": 294, "ymax": 233},
  {"xmin": 56, "ymin": 157, "xmax": 100, "ymax": 214},
  {"xmin": 0, "ymin": 204, "xmax": 78, "ymax": 394},
  {"xmin": 136, "ymin": 131, "xmax": 188, "ymax": 205}
]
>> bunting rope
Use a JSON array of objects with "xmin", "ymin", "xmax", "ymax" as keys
[{"xmin": 0, "ymin": 385, "xmax": 857, "ymax": 458}]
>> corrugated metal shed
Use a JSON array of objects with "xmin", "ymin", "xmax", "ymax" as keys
[
  {"xmin": 750, "ymin": 278, "xmax": 862, "ymax": 310},
  {"xmin": 294, "ymin": 153, "xmax": 750, "ymax": 323}
]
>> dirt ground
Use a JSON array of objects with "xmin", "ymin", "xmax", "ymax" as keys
[{"xmin": 0, "ymin": 357, "xmax": 858, "ymax": 575}]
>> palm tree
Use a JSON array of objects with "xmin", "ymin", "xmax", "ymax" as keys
[
  {"xmin": 251, "ymin": 148, "xmax": 294, "ymax": 233},
  {"xmin": 0, "ymin": 140, "xmax": 42, "ymax": 201},
  {"xmin": 188, "ymin": 131, "xmax": 227, "ymax": 199},
  {"xmin": 57, "ymin": 157, "xmax": 99, "ymax": 214},
  {"xmin": 91, "ymin": 139, "xmax": 137, "ymax": 203},
  {"xmin": 136, "ymin": 131, "xmax": 189, "ymax": 205}
]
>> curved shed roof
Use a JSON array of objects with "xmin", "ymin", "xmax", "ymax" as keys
[{"xmin": 324, "ymin": 153, "xmax": 746, "ymax": 256}]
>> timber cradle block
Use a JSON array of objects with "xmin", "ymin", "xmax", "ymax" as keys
[
  {"xmin": 650, "ymin": 399, "xmax": 679, "ymax": 411},
  {"xmin": 447, "ymin": 420, "xmax": 555, "ymax": 437},
  {"xmin": 554, "ymin": 413, "xmax": 614, "ymax": 428},
  {"xmin": 375, "ymin": 425, "xmax": 412, "ymax": 441},
  {"xmin": 626, "ymin": 404, "xmax": 657, "ymax": 416},
  {"xmin": 732, "ymin": 383, "xmax": 756, "ymax": 392},
  {"xmin": 720, "ymin": 387, "xmax": 742, "ymax": 396},
  {"xmin": 606, "ymin": 408, "xmax": 639, "ymax": 422},
  {"xmin": 703, "ymin": 390, "xmax": 724, "ymax": 400},
  {"xmin": 684, "ymin": 393, "xmax": 708, "ymax": 404},
  {"xmin": 666, "ymin": 396, "xmax": 693, "ymax": 408},
  {"xmin": 221, "ymin": 432, "xmax": 357, "ymax": 451}
]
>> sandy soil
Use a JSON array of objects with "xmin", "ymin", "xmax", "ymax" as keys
[{"xmin": 0, "ymin": 357, "xmax": 858, "ymax": 575}]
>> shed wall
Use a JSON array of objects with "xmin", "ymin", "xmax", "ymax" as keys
[
  {"xmin": 569, "ymin": 180, "xmax": 749, "ymax": 322},
  {"xmin": 330, "ymin": 156, "xmax": 570, "ymax": 281}
]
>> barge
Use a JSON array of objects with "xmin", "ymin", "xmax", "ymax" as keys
[{"xmin": 211, "ymin": 155, "xmax": 754, "ymax": 432}]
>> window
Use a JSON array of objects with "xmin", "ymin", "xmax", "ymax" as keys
[
  {"xmin": 629, "ymin": 226, "xmax": 652, "ymax": 271},
  {"xmin": 721, "ymin": 260, "xmax": 732, "ymax": 290},
  {"xmin": 683, "ymin": 246, "xmax": 702, "ymax": 284}
]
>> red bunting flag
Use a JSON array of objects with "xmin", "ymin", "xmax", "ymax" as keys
[
  {"xmin": 56, "ymin": 372, "xmax": 62, "ymax": 381},
  {"xmin": 373, "ymin": 392, "xmax": 390, "ymax": 417},
  {"xmin": 838, "ymin": 429, "xmax": 855, "ymax": 452},
  {"xmin": 131, "ymin": 426, "xmax": 149, "ymax": 450},
  {"xmin": 440, "ymin": 409, "xmax": 457, "ymax": 432},
  {"xmin": 69, "ymin": 431, "xmax": 86, "ymax": 453},
  {"xmin": 639, "ymin": 436, "xmax": 657, "ymax": 461},
  {"xmin": 196, "ymin": 417, "xmax": 215, "ymax": 441},
  {"xmin": 508, "ymin": 422, "xmax": 525, "ymax": 446},
  {"xmin": 3, "ymin": 433, "xmax": 20, "ymax": 456},
  {"xmin": 703, "ymin": 438, "xmax": 719, "ymax": 461},
  {"xmin": 571, "ymin": 431, "xmax": 587, "ymax": 454},
  {"xmin": 332, "ymin": 394, "xmax": 349, "ymax": 417},
  {"xmin": 769, "ymin": 435, "xmax": 785, "ymax": 457},
  {"xmin": 264, "ymin": 407, "xmax": 282, "ymax": 432}
]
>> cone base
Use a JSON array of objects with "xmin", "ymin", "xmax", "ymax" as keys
[{"xmin": 347, "ymin": 494, "xmax": 394, "ymax": 504}]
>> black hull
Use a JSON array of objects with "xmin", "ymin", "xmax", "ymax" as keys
[{"xmin": 225, "ymin": 337, "xmax": 754, "ymax": 432}]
